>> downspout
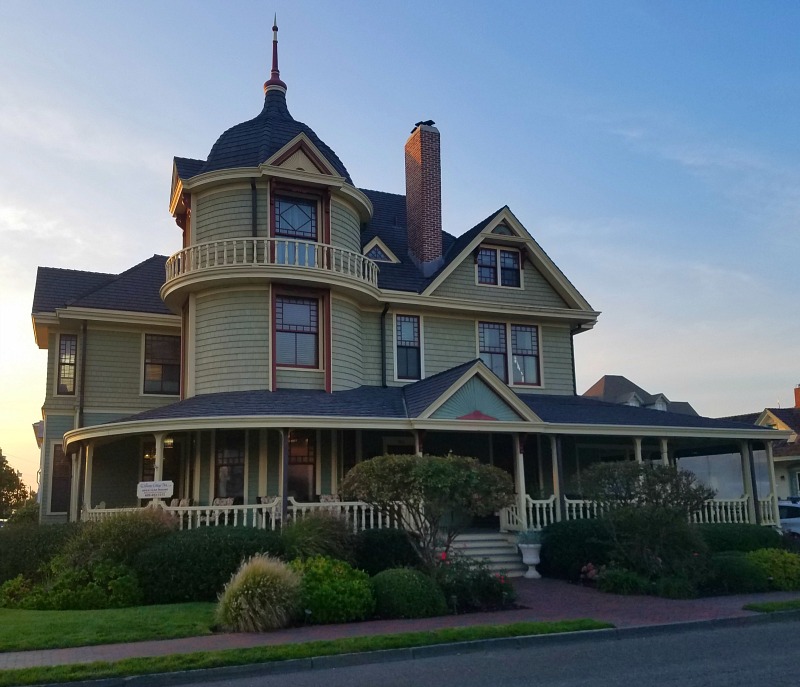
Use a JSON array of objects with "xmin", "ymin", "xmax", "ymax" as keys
[
  {"xmin": 569, "ymin": 326, "xmax": 580, "ymax": 395},
  {"xmin": 250, "ymin": 180, "xmax": 258, "ymax": 237},
  {"xmin": 380, "ymin": 303, "xmax": 390, "ymax": 387}
]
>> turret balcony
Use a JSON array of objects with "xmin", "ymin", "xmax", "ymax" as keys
[{"xmin": 161, "ymin": 238, "xmax": 380, "ymax": 309}]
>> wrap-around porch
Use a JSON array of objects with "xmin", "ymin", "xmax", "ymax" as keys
[{"xmin": 74, "ymin": 426, "xmax": 781, "ymax": 531}]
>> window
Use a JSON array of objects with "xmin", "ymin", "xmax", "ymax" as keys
[
  {"xmin": 366, "ymin": 245, "xmax": 392, "ymax": 262},
  {"xmin": 478, "ymin": 322, "xmax": 507, "ymax": 382},
  {"xmin": 50, "ymin": 445, "xmax": 71, "ymax": 513},
  {"xmin": 275, "ymin": 296, "xmax": 319, "ymax": 367},
  {"xmin": 476, "ymin": 247, "xmax": 521, "ymax": 287},
  {"xmin": 479, "ymin": 322, "xmax": 541, "ymax": 386},
  {"xmin": 274, "ymin": 195, "xmax": 317, "ymax": 240},
  {"xmin": 215, "ymin": 431, "xmax": 245, "ymax": 500},
  {"xmin": 144, "ymin": 334, "xmax": 180, "ymax": 394},
  {"xmin": 510, "ymin": 325, "xmax": 539, "ymax": 385},
  {"xmin": 396, "ymin": 315, "xmax": 421, "ymax": 380},
  {"xmin": 57, "ymin": 334, "xmax": 77, "ymax": 395}
]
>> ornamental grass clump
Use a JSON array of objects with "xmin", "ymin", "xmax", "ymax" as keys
[{"xmin": 216, "ymin": 555, "xmax": 301, "ymax": 632}]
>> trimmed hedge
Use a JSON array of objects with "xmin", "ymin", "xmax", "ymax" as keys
[
  {"xmin": 702, "ymin": 551, "xmax": 771, "ymax": 595},
  {"xmin": 746, "ymin": 548, "xmax": 800, "ymax": 591},
  {"xmin": 134, "ymin": 526, "xmax": 284, "ymax": 604},
  {"xmin": 694, "ymin": 523, "xmax": 783, "ymax": 554},
  {"xmin": 538, "ymin": 519, "xmax": 614, "ymax": 582},
  {"xmin": 371, "ymin": 568, "xmax": 447, "ymax": 619},
  {"xmin": 353, "ymin": 528, "xmax": 420, "ymax": 576},
  {"xmin": 291, "ymin": 555, "xmax": 374, "ymax": 624},
  {"xmin": 0, "ymin": 523, "xmax": 81, "ymax": 584}
]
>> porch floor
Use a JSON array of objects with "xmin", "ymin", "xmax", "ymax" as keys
[{"xmin": 2, "ymin": 579, "xmax": 799, "ymax": 670}]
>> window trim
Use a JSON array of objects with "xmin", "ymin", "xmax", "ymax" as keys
[
  {"xmin": 476, "ymin": 321, "xmax": 543, "ymax": 388},
  {"xmin": 55, "ymin": 333, "xmax": 78, "ymax": 396},
  {"xmin": 474, "ymin": 245, "xmax": 524, "ymax": 289},
  {"xmin": 274, "ymin": 293, "xmax": 322, "ymax": 371},
  {"xmin": 141, "ymin": 333, "xmax": 181, "ymax": 397},
  {"xmin": 393, "ymin": 313, "xmax": 424, "ymax": 382}
]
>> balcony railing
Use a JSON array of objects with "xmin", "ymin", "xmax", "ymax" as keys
[{"xmin": 164, "ymin": 238, "xmax": 379, "ymax": 289}]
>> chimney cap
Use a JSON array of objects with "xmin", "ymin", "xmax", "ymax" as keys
[{"xmin": 411, "ymin": 119, "xmax": 436, "ymax": 133}]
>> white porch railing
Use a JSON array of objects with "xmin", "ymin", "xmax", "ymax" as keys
[
  {"xmin": 499, "ymin": 495, "xmax": 557, "ymax": 531},
  {"xmin": 83, "ymin": 497, "xmax": 397, "ymax": 534},
  {"xmin": 690, "ymin": 497, "xmax": 750, "ymax": 524},
  {"xmin": 564, "ymin": 497, "xmax": 610, "ymax": 521},
  {"xmin": 758, "ymin": 497, "xmax": 777, "ymax": 526},
  {"xmin": 164, "ymin": 238, "xmax": 380, "ymax": 289}
]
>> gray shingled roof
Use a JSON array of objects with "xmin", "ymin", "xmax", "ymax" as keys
[
  {"xmin": 32, "ymin": 267, "xmax": 115, "ymax": 314},
  {"xmin": 403, "ymin": 360, "xmax": 480, "ymax": 417},
  {"xmin": 32, "ymin": 257, "xmax": 170, "ymax": 316},
  {"xmin": 582, "ymin": 375, "xmax": 698, "ymax": 416},
  {"xmin": 178, "ymin": 90, "xmax": 351, "ymax": 183}
]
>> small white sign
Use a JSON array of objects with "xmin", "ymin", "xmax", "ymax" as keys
[{"xmin": 136, "ymin": 480, "xmax": 174, "ymax": 499}]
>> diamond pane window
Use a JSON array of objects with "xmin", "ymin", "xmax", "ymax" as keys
[
  {"xmin": 477, "ymin": 248, "xmax": 497, "ymax": 284},
  {"xmin": 366, "ymin": 245, "xmax": 392, "ymax": 262},
  {"xmin": 500, "ymin": 250, "xmax": 521, "ymax": 287},
  {"xmin": 275, "ymin": 196, "xmax": 317, "ymax": 240}
]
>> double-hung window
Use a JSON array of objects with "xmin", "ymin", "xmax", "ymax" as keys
[
  {"xmin": 143, "ymin": 334, "xmax": 181, "ymax": 395},
  {"xmin": 275, "ymin": 296, "xmax": 319, "ymax": 368},
  {"xmin": 396, "ymin": 315, "xmax": 421, "ymax": 380},
  {"xmin": 478, "ymin": 322, "xmax": 540, "ymax": 386},
  {"xmin": 476, "ymin": 247, "xmax": 521, "ymax": 287},
  {"xmin": 57, "ymin": 334, "xmax": 77, "ymax": 395},
  {"xmin": 274, "ymin": 195, "xmax": 318, "ymax": 266}
]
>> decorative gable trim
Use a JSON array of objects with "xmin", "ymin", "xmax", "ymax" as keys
[
  {"xmin": 363, "ymin": 236, "xmax": 400, "ymax": 263},
  {"xmin": 417, "ymin": 360, "xmax": 540, "ymax": 422},
  {"xmin": 264, "ymin": 133, "xmax": 339, "ymax": 177},
  {"xmin": 422, "ymin": 207, "xmax": 594, "ymax": 311}
]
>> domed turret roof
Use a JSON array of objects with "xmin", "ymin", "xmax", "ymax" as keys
[{"xmin": 190, "ymin": 21, "xmax": 351, "ymax": 183}]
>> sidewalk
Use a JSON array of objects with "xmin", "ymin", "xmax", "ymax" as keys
[{"xmin": 1, "ymin": 578, "xmax": 799, "ymax": 671}]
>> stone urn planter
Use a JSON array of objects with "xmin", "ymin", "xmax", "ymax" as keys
[{"xmin": 516, "ymin": 531, "xmax": 542, "ymax": 579}]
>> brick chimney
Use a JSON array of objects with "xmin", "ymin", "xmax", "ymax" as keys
[
  {"xmin": 405, "ymin": 122, "xmax": 443, "ymax": 277},
  {"xmin": 794, "ymin": 385, "xmax": 800, "ymax": 408}
]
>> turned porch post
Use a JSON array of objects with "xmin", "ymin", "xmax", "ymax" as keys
[
  {"xmin": 83, "ymin": 442, "xmax": 94, "ymax": 512},
  {"xmin": 766, "ymin": 441, "xmax": 779, "ymax": 524},
  {"xmin": 69, "ymin": 450, "xmax": 80, "ymax": 522},
  {"xmin": 513, "ymin": 433, "xmax": 527, "ymax": 530},
  {"xmin": 633, "ymin": 437, "xmax": 643, "ymax": 464},
  {"xmin": 550, "ymin": 435, "xmax": 564, "ymax": 522},
  {"xmin": 660, "ymin": 438, "xmax": 669, "ymax": 466},
  {"xmin": 740, "ymin": 440, "xmax": 758, "ymax": 524}
]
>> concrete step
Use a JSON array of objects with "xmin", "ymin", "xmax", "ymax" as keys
[{"xmin": 450, "ymin": 531, "xmax": 526, "ymax": 576}]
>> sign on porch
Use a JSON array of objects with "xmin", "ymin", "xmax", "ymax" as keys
[{"xmin": 136, "ymin": 480, "xmax": 174, "ymax": 499}]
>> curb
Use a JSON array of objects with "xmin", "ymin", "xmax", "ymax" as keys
[{"xmin": 33, "ymin": 609, "xmax": 800, "ymax": 687}]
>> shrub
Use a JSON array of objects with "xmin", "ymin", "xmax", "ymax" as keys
[
  {"xmin": 0, "ymin": 575, "xmax": 33, "ymax": 608},
  {"xmin": 0, "ymin": 522, "xmax": 81, "ymax": 584},
  {"xmin": 702, "ymin": 552, "xmax": 771, "ymax": 595},
  {"xmin": 538, "ymin": 519, "xmax": 614, "ymax": 582},
  {"xmin": 435, "ymin": 554, "xmax": 516, "ymax": 612},
  {"xmin": 694, "ymin": 524, "xmax": 783, "ymax": 553},
  {"xmin": 596, "ymin": 567, "xmax": 650, "ymax": 595},
  {"xmin": 134, "ymin": 526, "xmax": 284, "ymax": 604},
  {"xmin": 653, "ymin": 575, "xmax": 698, "ymax": 599},
  {"xmin": 280, "ymin": 513, "xmax": 355, "ymax": 563},
  {"xmin": 353, "ymin": 528, "xmax": 420, "ymax": 576},
  {"xmin": 56, "ymin": 508, "xmax": 177, "ymax": 572},
  {"xmin": 19, "ymin": 562, "xmax": 143, "ymax": 610},
  {"xmin": 6, "ymin": 500, "xmax": 40, "ymax": 525},
  {"xmin": 290, "ymin": 555, "xmax": 374, "ymax": 624},
  {"xmin": 371, "ymin": 568, "xmax": 448, "ymax": 619},
  {"xmin": 216, "ymin": 555, "xmax": 301, "ymax": 632},
  {"xmin": 746, "ymin": 548, "xmax": 800, "ymax": 591}
]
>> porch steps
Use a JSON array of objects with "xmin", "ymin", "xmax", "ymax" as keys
[{"xmin": 450, "ymin": 532, "xmax": 527, "ymax": 577}]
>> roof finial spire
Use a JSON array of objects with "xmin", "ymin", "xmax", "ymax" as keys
[{"xmin": 264, "ymin": 14, "xmax": 287, "ymax": 94}]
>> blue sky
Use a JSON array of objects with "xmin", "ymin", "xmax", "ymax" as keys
[{"xmin": 1, "ymin": 1, "xmax": 799, "ymax": 486}]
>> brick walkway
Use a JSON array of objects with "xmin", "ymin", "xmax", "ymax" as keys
[{"xmin": 1, "ymin": 578, "xmax": 799, "ymax": 670}]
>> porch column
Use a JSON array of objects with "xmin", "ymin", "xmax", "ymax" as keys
[
  {"xmin": 513, "ymin": 434, "xmax": 528, "ymax": 530},
  {"xmin": 660, "ymin": 438, "xmax": 669, "ymax": 466},
  {"xmin": 153, "ymin": 433, "xmax": 166, "ymax": 505},
  {"xmin": 69, "ymin": 451, "xmax": 81, "ymax": 522},
  {"xmin": 766, "ymin": 441, "xmax": 780, "ymax": 524},
  {"xmin": 633, "ymin": 437, "xmax": 643, "ymax": 464},
  {"xmin": 740, "ymin": 440, "xmax": 758, "ymax": 524},
  {"xmin": 330, "ymin": 430, "xmax": 339, "ymax": 495},
  {"xmin": 413, "ymin": 430, "xmax": 423, "ymax": 456},
  {"xmin": 550, "ymin": 435, "xmax": 563, "ymax": 522},
  {"xmin": 83, "ymin": 443, "xmax": 94, "ymax": 511},
  {"xmin": 280, "ymin": 429, "xmax": 289, "ymax": 524}
]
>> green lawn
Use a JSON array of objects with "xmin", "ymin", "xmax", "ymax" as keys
[
  {"xmin": 0, "ymin": 619, "xmax": 612, "ymax": 686},
  {"xmin": 744, "ymin": 598, "xmax": 800, "ymax": 613},
  {"xmin": 0, "ymin": 603, "xmax": 215, "ymax": 652}
]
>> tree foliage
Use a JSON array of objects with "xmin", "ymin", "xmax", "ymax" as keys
[
  {"xmin": 0, "ymin": 454, "xmax": 29, "ymax": 520},
  {"xmin": 340, "ymin": 453, "xmax": 515, "ymax": 570}
]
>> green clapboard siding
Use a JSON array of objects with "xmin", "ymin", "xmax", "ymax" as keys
[
  {"xmin": 423, "ymin": 316, "xmax": 476, "ymax": 377},
  {"xmin": 195, "ymin": 188, "xmax": 252, "ymax": 243},
  {"xmin": 92, "ymin": 437, "xmax": 140, "ymax": 508},
  {"xmin": 430, "ymin": 376, "xmax": 523, "ymax": 421},
  {"xmin": 539, "ymin": 324, "xmax": 574, "ymax": 395},
  {"xmin": 361, "ymin": 310, "xmax": 385, "ymax": 387},
  {"xmin": 331, "ymin": 298, "xmax": 363, "ymax": 390},
  {"xmin": 275, "ymin": 368, "xmax": 325, "ymax": 390},
  {"xmin": 41, "ymin": 415, "xmax": 76, "ymax": 522},
  {"xmin": 432, "ymin": 258, "xmax": 568, "ymax": 309},
  {"xmin": 330, "ymin": 200, "xmax": 361, "ymax": 253},
  {"xmin": 194, "ymin": 289, "xmax": 270, "ymax": 393}
]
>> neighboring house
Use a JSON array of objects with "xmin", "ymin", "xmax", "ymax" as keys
[
  {"xmin": 724, "ymin": 388, "xmax": 800, "ymax": 500},
  {"xmin": 32, "ymin": 25, "xmax": 785, "ymax": 531},
  {"xmin": 582, "ymin": 375, "xmax": 698, "ymax": 415}
]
